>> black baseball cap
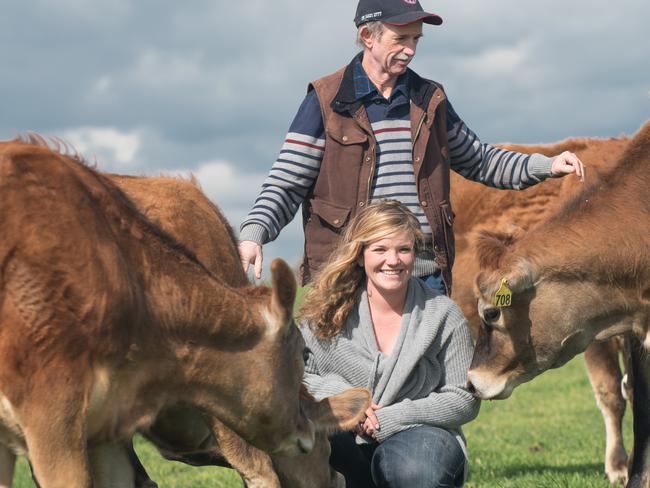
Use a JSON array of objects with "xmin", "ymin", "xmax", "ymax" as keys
[{"xmin": 354, "ymin": 0, "xmax": 443, "ymax": 27}]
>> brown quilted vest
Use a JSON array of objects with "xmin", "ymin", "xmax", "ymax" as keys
[{"xmin": 300, "ymin": 59, "xmax": 455, "ymax": 293}]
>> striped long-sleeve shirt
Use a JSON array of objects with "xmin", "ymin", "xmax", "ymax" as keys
[{"xmin": 240, "ymin": 58, "xmax": 553, "ymax": 274}]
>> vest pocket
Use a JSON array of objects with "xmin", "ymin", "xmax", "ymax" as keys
[
  {"xmin": 326, "ymin": 127, "xmax": 368, "ymax": 146},
  {"xmin": 310, "ymin": 198, "xmax": 351, "ymax": 229},
  {"xmin": 304, "ymin": 198, "xmax": 352, "ymax": 272}
]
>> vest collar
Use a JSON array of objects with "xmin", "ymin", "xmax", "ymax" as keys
[{"xmin": 331, "ymin": 52, "xmax": 437, "ymax": 116}]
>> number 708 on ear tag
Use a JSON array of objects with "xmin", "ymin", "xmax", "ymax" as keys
[{"xmin": 494, "ymin": 278, "xmax": 512, "ymax": 307}]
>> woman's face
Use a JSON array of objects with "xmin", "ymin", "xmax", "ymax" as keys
[{"xmin": 362, "ymin": 231, "xmax": 415, "ymax": 297}]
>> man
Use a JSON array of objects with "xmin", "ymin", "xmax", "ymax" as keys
[{"xmin": 238, "ymin": 0, "xmax": 584, "ymax": 295}]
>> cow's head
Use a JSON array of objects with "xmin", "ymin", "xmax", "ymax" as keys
[
  {"xmin": 184, "ymin": 259, "xmax": 367, "ymax": 456},
  {"xmin": 148, "ymin": 387, "xmax": 371, "ymax": 488},
  {"xmin": 467, "ymin": 231, "xmax": 597, "ymax": 399},
  {"xmin": 274, "ymin": 387, "xmax": 371, "ymax": 488},
  {"xmin": 239, "ymin": 258, "xmax": 315, "ymax": 455},
  {"xmin": 184, "ymin": 258, "xmax": 316, "ymax": 455}
]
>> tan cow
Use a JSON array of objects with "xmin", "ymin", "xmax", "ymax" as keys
[
  {"xmin": 143, "ymin": 388, "xmax": 365, "ymax": 488},
  {"xmin": 466, "ymin": 120, "xmax": 650, "ymax": 485},
  {"xmin": 0, "ymin": 167, "xmax": 370, "ymax": 487},
  {"xmin": 0, "ymin": 138, "xmax": 317, "ymax": 488},
  {"xmin": 112, "ymin": 173, "xmax": 370, "ymax": 488},
  {"xmin": 450, "ymin": 135, "xmax": 632, "ymax": 483}
]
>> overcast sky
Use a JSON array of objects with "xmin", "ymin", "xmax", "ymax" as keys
[{"xmin": 2, "ymin": 0, "xmax": 648, "ymax": 279}]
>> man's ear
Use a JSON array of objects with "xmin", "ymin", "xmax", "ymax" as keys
[{"xmin": 359, "ymin": 25, "xmax": 374, "ymax": 49}]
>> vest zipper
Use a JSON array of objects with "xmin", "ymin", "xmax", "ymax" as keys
[
  {"xmin": 411, "ymin": 111, "xmax": 427, "ymax": 195},
  {"xmin": 366, "ymin": 144, "xmax": 376, "ymax": 202},
  {"xmin": 413, "ymin": 111, "xmax": 427, "ymax": 149}
]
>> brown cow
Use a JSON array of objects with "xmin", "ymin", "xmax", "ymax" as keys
[
  {"xmin": 466, "ymin": 120, "xmax": 650, "ymax": 486},
  {"xmin": 450, "ymin": 135, "xmax": 632, "ymax": 483},
  {"xmin": 0, "ymin": 138, "xmax": 317, "ymax": 487},
  {"xmin": 143, "ymin": 388, "xmax": 366, "ymax": 488},
  {"xmin": 0, "ymin": 168, "xmax": 370, "ymax": 488},
  {"xmin": 112, "ymin": 173, "xmax": 369, "ymax": 487}
]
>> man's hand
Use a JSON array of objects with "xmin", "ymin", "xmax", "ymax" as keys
[
  {"xmin": 238, "ymin": 240, "xmax": 263, "ymax": 280},
  {"xmin": 550, "ymin": 151, "xmax": 585, "ymax": 181}
]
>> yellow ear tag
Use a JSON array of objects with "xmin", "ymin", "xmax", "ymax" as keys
[{"xmin": 494, "ymin": 278, "xmax": 512, "ymax": 307}]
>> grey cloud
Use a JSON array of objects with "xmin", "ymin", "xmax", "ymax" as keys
[{"xmin": 2, "ymin": 0, "xmax": 648, "ymax": 275}]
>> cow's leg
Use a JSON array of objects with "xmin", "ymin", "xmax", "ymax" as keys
[
  {"xmin": 20, "ymin": 381, "xmax": 91, "ymax": 488},
  {"xmin": 212, "ymin": 419, "xmax": 281, "ymax": 488},
  {"xmin": 28, "ymin": 460, "xmax": 42, "ymax": 487},
  {"xmin": 0, "ymin": 444, "xmax": 15, "ymax": 488},
  {"xmin": 24, "ymin": 422, "xmax": 91, "ymax": 488},
  {"xmin": 584, "ymin": 340, "xmax": 628, "ymax": 485},
  {"xmin": 123, "ymin": 439, "xmax": 159, "ymax": 488},
  {"xmin": 627, "ymin": 334, "xmax": 650, "ymax": 488},
  {"xmin": 88, "ymin": 442, "xmax": 135, "ymax": 488}
]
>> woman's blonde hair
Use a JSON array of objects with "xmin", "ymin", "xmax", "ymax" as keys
[{"xmin": 299, "ymin": 200, "xmax": 424, "ymax": 339}]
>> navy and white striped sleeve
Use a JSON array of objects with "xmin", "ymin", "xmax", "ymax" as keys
[
  {"xmin": 446, "ymin": 101, "xmax": 553, "ymax": 190},
  {"xmin": 239, "ymin": 90, "xmax": 325, "ymax": 244}
]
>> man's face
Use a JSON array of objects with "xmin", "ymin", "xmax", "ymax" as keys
[{"xmin": 365, "ymin": 21, "xmax": 423, "ymax": 78}]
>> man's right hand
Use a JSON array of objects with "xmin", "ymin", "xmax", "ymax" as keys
[{"xmin": 238, "ymin": 240, "xmax": 263, "ymax": 280}]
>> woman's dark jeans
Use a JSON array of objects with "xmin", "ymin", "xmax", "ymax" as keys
[{"xmin": 330, "ymin": 426, "xmax": 466, "ymax": 487}]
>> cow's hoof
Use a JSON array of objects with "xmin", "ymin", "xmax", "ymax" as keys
[
  {"xmin": 136, "ymin": 481, "xmax": 159, "ymax": 488},
  {"xmin": 605, "ymin": 466, "xmax": 627, "ymax": 486}
]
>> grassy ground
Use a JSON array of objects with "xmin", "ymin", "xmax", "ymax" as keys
[
  {"xmin": 11, "ymin": 354, "xmax": 631, "ymax": 487},
  {"xmin": 463, "ymin": 355, "xmax": 631, "ymax": 487}
]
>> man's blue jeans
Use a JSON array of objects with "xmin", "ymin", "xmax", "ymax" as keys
[{"xmin": 329, "ymin": 426, "xmax": 466, "ymax": 487}]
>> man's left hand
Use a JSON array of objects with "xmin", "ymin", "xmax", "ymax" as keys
[{"xmin": 550, "ymin": 151, "xmax": 585, "ymax": 181}]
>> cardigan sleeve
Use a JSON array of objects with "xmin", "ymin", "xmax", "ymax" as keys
[
  {"xmin": 373, "ymin": 318, "xmax": 480, "ymax": 442},
  {"xmin": 301, "ymin": 328, "xmax": 356, "ymax": 401}
]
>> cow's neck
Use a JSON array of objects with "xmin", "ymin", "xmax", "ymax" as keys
[
  {"xmin": 93, "ymin": 239, "xmax": 272, "ymax": 431},
  {"xmin": 515, "ymin": 216, "xmax": 649, "ymax": 344},
  {"xmin": 136, "ymin": 238, "xmax": 264, "ymax": 345}
]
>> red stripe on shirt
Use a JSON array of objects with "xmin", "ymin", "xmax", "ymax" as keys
[
  {"xmin": 285, "ymin": 138, "xmax": 325, "ymax": 151},
  {"xmin": 373, "ymin": 127, "xmax": 411, "ymax": 135}
]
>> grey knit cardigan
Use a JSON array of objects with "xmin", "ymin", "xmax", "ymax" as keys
[{"xmin": 301, "ymin": 278, "xmax": 480, "ymax": 445}]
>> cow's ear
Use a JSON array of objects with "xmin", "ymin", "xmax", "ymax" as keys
[
  {"xmin": 301, "ymin": 388, "xmax": 371, "ymax": 431},
  {"xmin": 269, "ymin": 258, "xmax": 297, "ymax": 332},
  {"xmin": 507, "ymin": 258, "xmax": 537, "ymax": 294},
  {"xmin": 476, "ymin": 259, "xmax": 536, "ymax": 304},
  {"xmin": 475, "ymin": 230, "xmax": 518, "ymax": 270}
]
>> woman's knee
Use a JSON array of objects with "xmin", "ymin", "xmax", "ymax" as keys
[{"xmin": 371, "ymin": 427, "xmax": 465, "ymax": 487}]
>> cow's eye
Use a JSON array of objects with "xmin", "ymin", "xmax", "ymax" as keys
[
  {"xmin": 483, "ymin": 307, "xmax": 501, "ymax": 322},
  {"xmin": 302, "ymin": 347, "xmax": 311, "ymax": 364}
]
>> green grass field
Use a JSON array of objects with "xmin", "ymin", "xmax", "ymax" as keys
[{"xmin": 11, "ymin": 354, "xmax": 631, "ymax": 487}]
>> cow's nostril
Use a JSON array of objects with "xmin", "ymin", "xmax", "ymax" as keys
[{"xmin": 466, "ymin": 381, "xmax": 476, "ymax": 395}]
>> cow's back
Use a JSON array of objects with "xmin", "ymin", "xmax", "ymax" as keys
[
  {"xmin": 110, "ymin": 174, "xmax": 248, "ymax": 288},
  {"xmin": 0, "ymin": 142, "xmax": 145, "ymax": 370},
  {"xmin": 450, "ymin": 136, "xmax": 631, "ymax": 333}
]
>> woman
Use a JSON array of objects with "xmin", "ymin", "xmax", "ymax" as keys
[{"xmin": 299, "ymin": 200, "xmax": 480, "ymax": 488}]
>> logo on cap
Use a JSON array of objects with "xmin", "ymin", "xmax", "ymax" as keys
[
  {"xmin": 360, "ymin": 11, "xmax": 383, "ymax": 22},
  {"xmin": 404, "ymin": 0, "xmax": 417, "ymax": 4}
]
